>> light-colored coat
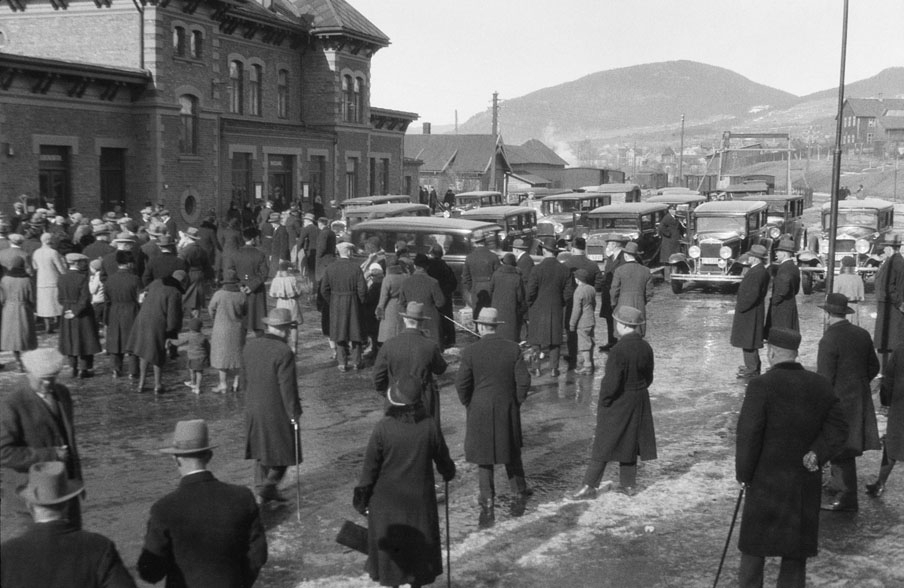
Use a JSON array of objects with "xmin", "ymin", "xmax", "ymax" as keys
[{"xmin": 31, "ymin": 245, "xmax": 66, "ymax": 317}]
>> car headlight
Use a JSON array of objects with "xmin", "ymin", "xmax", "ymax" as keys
[
  {"xmin": 581, "ymin": 232, "xmax": 589, "ymax": 239},
  {"xmin": 626, "ymin": 232, "xmax": 639, "ymax": 239},
  {"xmin": 855, "ymin": 238, "xmax": 870, "ymax": 254},
  {"xmin": 769, "ymin": 226, "xmax": 781, "ymax": 239},
  {"xmin": 689, "ymin": 245, "xmax": 701, "ymax": 259},
  {"xmin": 553, "ymin": 223, "xmax": 564, "ymax": 234},
  {"xmin": 719, "ymin": 246, "xmax": 732, "ymax": 259},
  {"xmin": 498, "ymin": 231, "xmax": 507, "ymax": 241}
]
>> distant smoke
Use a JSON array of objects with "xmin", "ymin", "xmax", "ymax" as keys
[{"xmin": 541, "ymin": 123, "xmax": 578, "ymax": 166}]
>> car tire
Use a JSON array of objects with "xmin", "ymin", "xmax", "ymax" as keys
[
  {"xmin": 670, "ymin": 276, "xmax": 683, "ymax": 294},
  {"xmin": 801, "ymin": 272, "xmax": 814, "ymax": 295}
]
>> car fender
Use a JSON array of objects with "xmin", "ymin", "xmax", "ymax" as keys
[{"xmin": 797, "ymin": 250, "xmax": 821, "ymax": 265}]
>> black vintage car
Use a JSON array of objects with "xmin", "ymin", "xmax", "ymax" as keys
[
  {"xmin": 459, "ymin": 205, "xmax": 538, "ymax": 253},
  {"xmin": 736, "ymin": 193, "xmax": 807, "ymax": 249},
  {"xmin": 536, "ymin": 191, "xmax": 611, "ymax": 247},
  {"xmin": 577, "ymin": 202, "xmax": 669, "ymax": 268}
]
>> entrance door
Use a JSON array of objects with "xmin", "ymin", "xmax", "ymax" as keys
[
  {"xmin": 39, "ymin": 145, "xmax": 71, "ymax": 212},
  {"xmin": 267, "ymin": 154, "xmax": 293, "ymax": 212},
  {"xmin": 100, "ymin": 148, "xmax": 126, "ymax": 214}
]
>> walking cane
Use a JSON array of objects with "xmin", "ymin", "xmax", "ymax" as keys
[
  {"xmin": 292, "ymin": 418, "xmax": 301, "ymax": 523},
  {"xmin": 713, "ymin": 485, "xmax": 745, "ymax": 588},
  {"xmin": 442, "ymin": 313, "xmax": 479, "ymax": 338},
  {"xmin": 444, "ymin": 479, "xmax": 451, "ymax": 588}
]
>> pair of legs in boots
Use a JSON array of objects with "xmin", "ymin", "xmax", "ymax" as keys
[
  {"xmin": 255, "ymin": 461, "xmax": 288, "ymax": 503},
  {"xmin": 336, "ymin": 341, "xmax": 362, "ymax": 372},
  {"xmin": 822, "ymin": 457, "xmax": 859, "ymax": 512},
  {"xmin": 110, "ymin": 353, "xmax": 138, "ymax": 378},
  {"xmin": 572, "ymin": 460, "xmax": 637, "ymax": 499},
  {"xmin": 867, "ymin": 448, "xmax": 896, "ymax": 497},
  {"xmin": 67, "ymin": 354, "xmax": 94, "ymax": 378},
  {"xmin": 530, "ymin": 344, "xmax": 560, "ymax": 377},
  {"xmin": 477, "ymin": 454, "xmax": 531, "ymax": 524}
]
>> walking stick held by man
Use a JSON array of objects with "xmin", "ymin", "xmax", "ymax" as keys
[
  {"xmin": 445, "ymin": 479, "xmax": 451, "ymax": 588},
  {"xmin": 713, "ymin": 485, "xmax": 745, "ymax": 588},
  {"xmin": 292, "ymin": 418, "xmax": 301, "ymax": 523}
]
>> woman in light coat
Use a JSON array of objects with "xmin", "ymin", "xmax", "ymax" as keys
[
  {"xmin": 377, "ymin": 258, "xmax": 408, "ymax": 343},
  {"xmin": 208, "ymin": 269, "xmax": 247, "ymax": 392},
  {"xmin": 0, "ymin": 258, "xmax": 38, "ymax": 369},
  {"xmin": 31, "ymin": 232, "xmax": 66, "ymax": 334}
]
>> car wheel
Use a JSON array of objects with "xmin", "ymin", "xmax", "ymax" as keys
[
  {"xmin": 801, "ymin": 272, "xmax": 814, "ymax": 295},
  {"xmin": 670, "ymin": 276, "xmax": 683, "ymax": 294}
]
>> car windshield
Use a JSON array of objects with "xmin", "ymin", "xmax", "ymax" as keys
[
  {"xmin": 542, "ymin": 200, "xmax": 580, "ymax": 215},
  {"xmin": 828, "ymin": 211, "xmax": 877, "ymax": 229},
  {"xmin": 455, "ymin": 197, "xmax": 484, "ymax": 210},
  {"xmin": 587, "ymin": 216, "xmax": 638, "ymax": 230},
  {"xmin": 766, "ymin": 202, "xmax": 787, "ymax": 215},
  {"xmin": 696, "ymin": 216, "xmax": 746, "ymax": 234}
]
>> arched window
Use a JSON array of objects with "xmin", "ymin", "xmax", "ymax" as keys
[
  {"xmin": 179, "ymin": 95, "xmax": 198, "ymax": 154},
  {"xmin": 343, "ymin": 74, "xmax": 356, "ymax": 123},
  {"xmin": 173, "ymin": 26, "xmax": 185, "ymax": 57},
  {"xmin": 229, "ymin": 61, "xmax": 243, "ymax": 114},
  {"xmin": 189, "ymin": 30, "xmax": 202, "ymax": 59},
  {"xmin": 277, "ymin": 69, "xmax": 288, "ymax": 119},
  {"xmin": 354, "ymin": 76, "xmax": 364, "ymax": 123},
  {"xmin": 249, "ymin": 64, "xmax": 262, "ymax": 116}
]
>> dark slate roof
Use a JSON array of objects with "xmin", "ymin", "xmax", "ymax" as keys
[
  {"xmin": 506, "ymin": 139, "xmax": 569, "ymax": 166},
  {"xmin": 405, "ymin": 134, "xmax": 508, "ymax": 174},
  {"xmin": 292, "ymin": 0, "xmax": 388, "ymax": 45}
]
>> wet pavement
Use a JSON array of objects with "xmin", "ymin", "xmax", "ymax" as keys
[{"xmin": 1, "ymin": 275, "xmax": 903, "ymax": 588}]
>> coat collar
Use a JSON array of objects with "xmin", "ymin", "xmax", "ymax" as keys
[
  {"xmin": 179, "ymin": 470, "xmax": 215, "ymax": 486},
  {"xmin": 260, "ymin": 333, "xmax": 287, "ymax": 344},
  {"xmin": 769, "ymin": 361, "xmax": 803, "ymax": 371}
]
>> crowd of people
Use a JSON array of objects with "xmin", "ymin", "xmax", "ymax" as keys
[{"xmin": 0, "ymin": 196, "xmax": 901, "ymax": 588}]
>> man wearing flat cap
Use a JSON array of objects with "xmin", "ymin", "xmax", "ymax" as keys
[
  {"xmin": 817, "ymin": 293, "xmax": 880, "ymax": 512},
  {"xmin": 1, "ymin": 461, "xmax": 135, "ymax": 588},
  {"xmin": 735, "ymin": 327, "xmax": 848, "ymax": 588},
  {"xmin": 0, "ymin": 348, "xmax": 82, "ymax": 542},
  {"xmin": 244, "ymin": 308, "xmax": 302, "ymax": 503},
  {"xmin": 732, "ymin": 244, "xmax": 771, "ymax": 378},
  {"xmin": 320, "ymin": 241, "xmax": 367, "ymax": 371},
  {"xmin": 138, "ymin": 419, "xmax": 267, "ymax": 587},
  {"xmin": 765, "ymin": 238, "xmax": 800, "ymax": 336}
]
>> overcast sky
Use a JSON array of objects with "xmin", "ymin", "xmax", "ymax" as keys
[{"xmin": 355, "ymin": 0, "xmax": 904, "ymax": 126}]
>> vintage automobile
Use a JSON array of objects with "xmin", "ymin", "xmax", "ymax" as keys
[
  {"xmin": 343, "ymin": 203, "xmax": 431, "ymax": 229},
  {"xmin": 577, "ymin": 202, "xmax": 668, "ymax": 268},
  {"xmin": 668, "ymin": 200, "xmax": 772, "ymax": 294},
  {"xmin": 645, "ymin": 192, "xmax": 707, "ymax": 241},
  {"xmin": 796, "ymin": 198, "xmax": 894, "ymax": 294},
  {"xmin": 338, "ymin": 195, "xmax": 411, "ymax": 218},
  {"xmin": 582, "ymin": 183, "xmax": 643, "ymax": 204},
  {"xmin": 459, "ymin": 205, "xmax": 538, "ymax": 252},
  {"xmin": 450, "ymin": 191, "xmax": 504, "ymax": 213},
  {"xmin": 349, "ymin": 216, "xmax": 504, "ymax": 300},
  {"xmin": 536, "ymin": 191, "xmax": 611, "ymax": 247},
  {"xmin": 736, "ymin": 193, "xmax": 807, "ymax": 248}
]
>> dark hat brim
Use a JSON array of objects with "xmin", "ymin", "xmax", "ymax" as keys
[
  {"xmin": 17, "ymin": 479, "xmax": 85, "ymax": 505},
  {"xmin": 262, "ymin": 317, "xmax": 297, "ymax": 328},
  {"xmin": 159, "ymin": 443, "xmax": 218, "ymax": 455},
  {"xmin": 398, "ymin": 312, "xmax": 430, "ymax": 320},
  {"xmin": 818, "ymin": 303, "xmax": 855, "ymax": 315},
  {"xmin": 474, "ymin": 318, "xmax": 505, "ymax": 325}
]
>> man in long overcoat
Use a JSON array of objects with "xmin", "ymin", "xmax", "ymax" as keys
[
  {"xmin": 139, "ymin": 419, "xmax": 267, "ymax": 587},
  {"xmin": 874, "ymin": 234, "xmax": 904, "ymax": 369},
  {"xmin": 871, "ymin": 341, "xmax": 904, "ymax": 495},
  {"xmin": 0, "ymin": 348, "xmax": 82, "ymax": 542},
  {"xmin": 243, "ymin": 308, "xmax": 302, "ymax": 503},
  {"xmin": 225, "ymin": 229, "xmax": 269, "ymax": 334},
  {"xmin": 598, "ymin": 236, "xmax": 628, "ymax": 351},
  {"xmin": 562, "ymin": 238, "xmax": 601, "ymax": 369},
  {"xmin": 817, "ymin": 293, "xmax": 880, "ymax": 512},
  {"xmin": 178, "ymin": 228, "xmax": 213, "ymax": 318},
  {"xmin": 57, "ymin": 253, "xmax": 102, "ymax": 378},
  {"xmin": 732, "ymin": 245, "xmax": 771, "ymax": 378},
  {"xmin": 320, "ymin": 242, "xmax": 366, "ymax": 371},
  {"xmin": 456, "ymin": 308, "xmax": 531, "ymax": 523},
  {"xmin": 426, "ymin": 244, "xmax": 458, "ymax": 349},
  {"xmin": 314, "ymin": 217, "xmax": 336, "ymax": 339},
  {"xmin": 735, "ymin": 327, "xmax": 848, "ymax": 588},
  {"xmin": 104, "ymin": 250, "xmax": 141, "ymax": 378},
  {"xmin": 398, "ymin": 254, "xmax": 446, "ymax": 346},
  {"xmin": 512, "ymin": 239, "xmax": 535, "ymax": 288},
  {"xmin": 489, "ymin": 253, "xmax": 526, "ymax": 343},
  {"xmin": 373, "ymin": 302, "xmax": 447, "ymax": 421},
  {"xmin": 127, "ymin": 272, "xmax": 184, "ymax": 393},
  {"xmin": 461, "ymin": 231, "xmax": 500, "ymax": 317},
  {"xmin": 296, "ymin": 213, "xmax": 319, "ymax": 278},
  {"xmin": 527, "ymin": 242, "xmax": 570, "ymax": 377},
  {"xmin": 610, "ymin": 241, "xmax": 653, "ymax": 338},
  {"xmin": 572, "ymin": 306, "xmax": 656, "ymax": 500},
  {"xmin": 142, "ymin": 236, "xmax": 185, "ymax": 287},
  {"xmin": 657, "ymin": 204, "xmax": 682, "ymax": 280},
  {"xmin": 765, "ymin": 239, "xmax": 800, "ymax": 336}
]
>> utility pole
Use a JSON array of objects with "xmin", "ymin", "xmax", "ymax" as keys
[
  {"xmin": 491, "ymin": 92, "xmax": 499, "ymax": 137},
  {"xmin": 678, "ymin": 114, "xmax": 685, "ymax": 186},
  {"xmin": 489, "ymin": 92, "xmax": 499, "ymax": 191},
  {"xmin": 455, "ymin": 110, "xmax": 458, "ymax": 134},
  {"xmin": 825, "ymin": 0, "xmax": 850, "ymax": 297}
]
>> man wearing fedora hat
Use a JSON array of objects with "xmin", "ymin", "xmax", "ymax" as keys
[
  {"xmin": 142, "ymin": 234, "xmax": 186, "ymax": 287},
  {"xmin": 1, "ymin": 462, "xmax": 136, "ymax": 588},
  {"xmin": 598, "ymin": 234, "xmax": 629, "ymax": 351},
  {"xmin": 321, "ymin": 241, "xmax": 366, "ymax": 371},
  {"xmin": 874, "ymin": 233, "xmax": 904, "ymax": 370},
  {"xmin": 732, "ymin": 244, "xmax": 771, "ymax": 378},
  {"xmin": 225, "ymin": 228, "xmax": 269, "ymax": 334},
  {"xmin": 138, "ymin": 420, "xmax": 267, "ymax": 587},
  {"xmin": 374, "ymin": 301, "xmax": 448, "ymax": 421},
  {"xmin": 243, "ymin": 308, "xmax": 302, "ymax": 503},
  {"xmin": 296, "ymin": 212, "xmax": 319, "ymax": 278},
  {"xmin": 462, "ymin": 230, "xmax": 500, "ymax": 318},
  {"xmin": 101, "ymin": 231, "xmax": 142, "ymax": 283},
  {"xmin": 456, "ymin": 307, "xmax": 532, "ymax": 524},
  {"xmin": 178, "ymin": 227, "xmax": 213, "ymax": 318},
  {"xmin": 81, "ymin": 223, "xmax": 114, "ymax": 262},
  {"xmin": 58, "ymin": 252, "xmax": 102, "ymax": 378},
  {"xmin": 817, "ymin": 293, "xmax": 880, "ymax": 512},
  {"xmin": 610, "ymin": 241, "xmax": 653, "ymax": 338},
  {"xmin": 399, "ymin": 253, "xmax": 446, "ymax": 347},
  {"xmin": 159, "ymin": 208, "xmax": 177, "ymax": 240},
  {"xmin": 527, "ymin": 240, "xmax": 571, "ymax": 377},
  {"xmin": 572, "ymin": 306, "xmax": 656, "ymax": 500},
  {"xmin": 735, "ymin": 327, "xmax": 847, "ymax": 588},
  {"xmin": 0, "ymin": 348, "xmax": 82, "ymax": 542},
  {"xmin": 511, "ymin": 238, "xmax": 534, "ymax": 288},
  {"xmin": 765, "ymin": 239, "xmax": 800, "ymax": 336}
]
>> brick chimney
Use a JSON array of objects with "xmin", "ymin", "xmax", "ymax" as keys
[{"xmin": 422, "ymin": 122, "xmax": 431, "ymax": 135}]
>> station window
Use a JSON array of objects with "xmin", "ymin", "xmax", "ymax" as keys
[
  {"xmin": 173, "ymin": 26, "xmax": 186, "ymax": 57},
  {"xmin": 229, "ymin": 61, "xmax": 243, "ymax": 114},
  {"xmin": 189, "ymin": 30, "xmax": 202, "ymax": 59},
  {"xmin": 342, "ymin": 75, "xmax": 355, "ymax": 122},
  {"xmin": 277, "ymin": 69, "xmax": 288, "ymax": 119},
  {"xmin": 249, "ymin": 64, "xmax": 262, "ymax": 116},
  {"xmin": 179, "ymin": 95, "xmax": 199, "ymax": 154}
]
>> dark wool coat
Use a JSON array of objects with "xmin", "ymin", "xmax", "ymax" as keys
[
  {"xmin": 658, "ymin": 212, "xmax": 682, "ymax": 262},
  {"xmin": 880, "ymin": 343, "xmax": 904, "ymax": 460},
  {"xmin": 377, "ymin": 269, "xmax": 407, "ymax": 343},
  {"xmin": 874, "ymin": 252, "xmax": 904, "ymax": 351},
  {"xmin": 314, "ymin": 228, "xmax": 336, "ymax": 282},
  {"xmin": 398, "ymin": 270, "xmax": 446, "ymax": 345},
  {"xmin": 81, "ymin": 240, "xmax": 114, "ymax": 262},
  {"xmin": 269, "ymin": 225, "xmax": 290, "ymax": 277},
  {"xmin": 461, "ymin": 246, "xmax": 500, "ymax": 307},
  {"xmin": 817, "ymin": 320, "xmax": 881, "ymax": 459},
  {"xmin": 730, "ymin": 263, "xmax": 770, "ymax": 350},
  {"xmin": 100, "ymin": 249, "xmax": 145, "ymax": 284},
  {"xmin": 179, "ymin": 242, "xmax": 212, "ymax": 312},
  {"xmin": 373, "ymin": 328, "xmax": 447, "ymax": 420},
  {"xmin": 140, "ymin": 240, "xmax": 162, "ymax": 265},
  {"xmin": 736, "ymin": 363, "xmax": 848, "ymax": 558},
  {"xmin": 225, "ymin": 245, "xmax": 268, "ymax": 332},
  {"xmin": 126, "ymin": 278, "xmax": 183, "ymax": 366},
  {"xmin": 104, "ymin": 270, "xmax": 141, "ymax": 354},
  {"xmin": 456, "ymin": 333, "xmax": 531, "ymax": 464},
  {"xmin": 489, "ymin": 264, "xmax": 526, "ymax": 343},
  {"xmin": 1, "ymin": 520, "xmax": 136, "ymax": 588},
  {"xmin": 515, "ymin": 250, "xmax": 535, "ymax": 287},
  {"xmin": 599, "ymin": 251, "xmax": 626, "ymax": 318},
  {"xmin": 590, "ymin": 332, "xmax": 657, "ymax": 462},
  {"xmin": 137, "ymin": 471, "xmax": 267, "ymax": 588},
  {"xmin": 57, "ymin": 270, "xmax": 101, "ymax": 357},
  {"xmin": 765, "ymin": 259, "xmax": 800, "ymax": 335},
  {"xmin": 321, "ymin": 258, "xmax": 366, "ymax": 344},
  {"xmin": 0, "ymin": 382, "xmax": 82, "ymax": 539},
  {"xmin": 197, "ymin": 222, "xmax": 220, "ymax": 265},
  {"xmin": 527, "ymin": 257, "xmax": 570, "ymax": 347},
  {"xmin": 142, "ymin": 252, "xmax": 186, "ymax": 287},
  {"xmin": 358, "ymin": 406, "xmax": 455, "ymax": 587},
  {"xmin": 0, "ymin": 275, "xmax": 37, "ymax": 352},
  {"xmin": 243, "ymin": 333, "xmax": 301, "ymax": 466},
  {"xmin": 297, "ymin": 223, "xmax": 320, "ymax": 273},
  {"xmin": 610, "ymin": 260, "xmax": 653, "ymax": 337},
  {"xmin": 361, "ymin": 276, "xmax": 383, "ymax": 343}
]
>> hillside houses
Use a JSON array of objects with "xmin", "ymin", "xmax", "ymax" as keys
[{"xmin": 841, "ymin": 98, "xmax": 904, "ymax": 155}]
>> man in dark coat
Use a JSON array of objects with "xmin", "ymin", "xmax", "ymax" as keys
[
  {"xmin": 426, "ymin": 244, "xmax": 458, "ymax": 349},
  {"xmin": 142, "ymin": 236, "xmax": 186, "ymax": 287},
  {"xmin": 512, "ymin": 238, "xmax": 535, "ymax": 287},
  {"xmin": 0, "ymin": 348, "xmax": 82, "ymax": 542},
  {"xmin": 874, "ymin": 234, "xmax": 904, "ymax": 369},
  {"xmin": 562, "ymin": 237, "xmax": 601, "ymax": 369},
  {"xmin": 139, "ymin": 419, "xmax": 267, "ymax": 588},
  {"xmin": 735, "ymin": 328, "xmax": 848, "ymax": 588},
  {"xmin": 104, "ymin": 250, "xmax": 141, "ymax": 378},
  {"xmin": 657, "ymin": 204, "xmax": 683, "ymax": 281},
  {"xmin": 243, "ymin": 308, "xmax": 302, "ymax": 503},
  {"xmin": 461, "ymin": 231, "xmax": 500, "ymax": 317},
  {"xmin": 765, "ymin": 239, "xmax": 800, "ymax": 336},
  {"xmin": 1, "ymin": 461, "xmax": 135, "ymax": 588},
  {"xmin": 101, "ymin": 233, "xmax": 144, "ymax": 283},
  {"xmin": 527, "ymin": 242, "xmax": 570, "ymax": 377},
  {"xmin": 572, "ymin": 306, "xmax": 656, "ymax": 500},
  {"xmin": 443, "ymin": 188, "xmax": 455, "ymax": 211},
  {"xmin": 58, "ymin": 253, "xmax": 102, "ymax": 378},
  {"xmin": 399, "ymin": 254, "xmax": 446, "ymax": 346},
  {"xmin": 297, "ymin": 213, "xmax": 319, "ymax": 278},
  {"xmin": 373, "ymin": 302, "xmax": 448, "ymax": 421},
  {"xmin": 314, "ymin": 217, "xmax": 336, "ymax": 340},
  {"xmin": 267, "ymin": 214, "xmax": 290, "ymax": 279},
  {"xmin": 179, "ymin": 228, "xmax": 213, "ymax": 317},
  {"xmin": 817, "ymin": 293, "xmax": 881, "ymax": 512},
  {"xmin": 731, "ymin": 245, "xmax": 771, "ymax": 378},
  {"xmin": 456, "ymin": 307, "xmax": 531, "ymax": 524},
  {"xmin": 610, "ymin": 241, "xmax": 653, "ymax": 338},
  {"xmin": 81, "ymin": 226, "xmax": 114, "ymax": 262},
  {"xmin": 159, "ymin": 209, "xmax": 177, "ymax": 240},
  {"xmin": 598, "ymin": 236, "xmax": 628, "ymax": 351},
  {"xmin": 489, "ymin": 253, "xmax": 526, "ymax": 343},
  {"xmin": 224, "ymin": 229, "xmax": 269, "ymax": 334},
  {"xmin": 127, "ymin": 272, "xmax": 184, "ymax": 393},
  {"xmin": 321, "ymin": 242, "xmax": 367, "ymax": 371}
]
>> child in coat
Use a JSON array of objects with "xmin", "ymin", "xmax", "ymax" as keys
[
  {"xmin": 569, "ymin": 268, "xmax": 597, "ymax": 374},
  {"xmin": 88, "ymin": 258, "xmax": 106, "ymax": 328},
  {"xmin": 269, "ymin": 260, "xmax": 304, "ymax": 353},
  {"xmin": 834, "ymin": 255, "xmax": 865, "ymax": 325},
  {"xmin": 182, "ymin": 317, "xmax": 209, "ymax": 394}
]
